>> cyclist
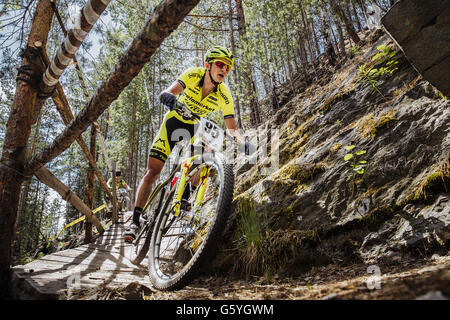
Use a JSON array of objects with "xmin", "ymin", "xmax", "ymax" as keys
[
  {"xmin": 107, "ymin": 171, "xmax": 131, "ymax": 211},
  {"xmin": 107, "ymin": 170, "xmax": 130, "ymax": 191},
  {"xmin": 123, "ymin": 45, "xmax": 253, "ymax": 242}
]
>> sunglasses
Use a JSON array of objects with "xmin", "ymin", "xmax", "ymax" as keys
[{"xmin": 213, "ymin": 60, "xmax": 232, "ymax": 71}]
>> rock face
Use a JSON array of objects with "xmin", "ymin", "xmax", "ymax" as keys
[
  {"xmin": 360, "ymin": 195, "xmax": 450, "ymax": 263},
  {"xmin": 214, "ymin": 30, "xmax": 450, "ymax": 277},
  {"xmin": 381, "ymin": 0, "xmax": 450, "ymax": 96}
]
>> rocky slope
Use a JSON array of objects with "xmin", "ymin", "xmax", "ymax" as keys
[{"xmin": 210, "ymin": 29, "xmax": 449, "ymax": 282}]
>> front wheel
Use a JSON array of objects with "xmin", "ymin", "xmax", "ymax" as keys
[{"xmin": 148, "ymin": 153, "xmax": 234, "ymax": 290}]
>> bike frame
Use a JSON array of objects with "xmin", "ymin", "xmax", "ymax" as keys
[
  {"xmin": 142, "ymin": 152, "xmax": 210, "ymax": 221},
  {"xmin": 171, "ymin": 155, "xmax": 210, "ymax": 218}
]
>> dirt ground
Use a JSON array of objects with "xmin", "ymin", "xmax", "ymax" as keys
[{"xmin": 67, "ymin": 252, "xmax": 450, "ymax": 300}]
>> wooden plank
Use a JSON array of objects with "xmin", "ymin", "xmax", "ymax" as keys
[
  {"xmin": 12, "ymin": 267, "xmax": 151, "ymax": 299},
  {"xmin": 13, "ymin": 252, "xmax": 138, "ymax": 271},
  {"xmin": 381, "ymin": 0, "xmax": 450, "ymax": 96},
  {"xmin": 10, "ymin": 213, "xmax": 150, "ymax": 299}
]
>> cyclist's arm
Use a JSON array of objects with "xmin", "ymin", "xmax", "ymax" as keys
[
  {"xmin": 224, "ymin": 118, "xmax": 245, "ymax": 145},
  {"xmin": 162, "ymin": 80, "xmax": 184, "ymax": 96}
]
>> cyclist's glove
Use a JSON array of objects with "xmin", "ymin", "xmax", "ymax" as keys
[
  {"xmin": 245, "ymin": 141, "xmax": 256, "ymax": 156},
  {"xmin": 160, "ymin": 92, "xmax": 177, "ymax": 110}
]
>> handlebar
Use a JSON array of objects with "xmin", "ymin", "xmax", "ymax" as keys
[{"xmin": 170, "ymin": 101, "xmax": 235, "ymax": 142}]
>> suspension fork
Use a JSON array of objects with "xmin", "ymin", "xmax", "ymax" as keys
[
  {"xmin": 193, "ymin": 165, "xmax": 210, "ymax": 209},
  {"xmin": 172, "ymin": 156, "xmax": 195, "ymax": 217}
]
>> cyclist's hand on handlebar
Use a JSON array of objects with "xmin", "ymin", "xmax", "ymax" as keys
[{"xmin": 160, "ymin": 92, "xmax": 177, "ymax": 110}]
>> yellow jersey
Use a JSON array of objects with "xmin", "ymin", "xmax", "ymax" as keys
[{"xmin": 177, "ymin": 67, "xmax": 235, "ymax": 120}]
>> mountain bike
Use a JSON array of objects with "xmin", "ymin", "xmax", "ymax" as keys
[{"xmin": 128, "ymin": 102, "xmax": 235, "ymax": 291}]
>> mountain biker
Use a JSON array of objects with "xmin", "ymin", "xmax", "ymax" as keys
[
  {"xmin": 107, "ymin": 171, "xmax": 131, "ymax": 211},
  {"xmin": 123, "ymin": 45, "xmax": 254, "ymax": 242},
  {"xmin": 107, "ymin": 170, "xmax": 130, "ymax": 191}
]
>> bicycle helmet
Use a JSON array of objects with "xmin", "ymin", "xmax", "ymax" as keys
[{"xmin": 204, "ymin": 46, "xmax": 234, "ymax": 69}]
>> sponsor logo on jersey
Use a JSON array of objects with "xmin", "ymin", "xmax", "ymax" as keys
[
  {"xmin": 155, "ymin": 138, "xmax": 165, "ymax": 147},
  {"xmin": 219, "ymin": 89, "xmax": 230, "ymax": 104}
]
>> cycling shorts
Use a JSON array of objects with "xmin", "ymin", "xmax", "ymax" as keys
[{"xmin": 149, "ymin": 110, "xmax": 198, "ymax": 163}]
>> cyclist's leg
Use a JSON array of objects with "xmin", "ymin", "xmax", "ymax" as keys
[
  {"xmin": 131, "ymin": 112, "xmax": 195, "ymax": 220},
  {"xmin": 124, "ymin": 157, "xmax": 165, "ymax": 242},
  {"xmin": 132, "ymin": 116, "xmax": 172, "ymax": 225},
  {"xmin": 124, "ymin": 117, "xmax": 172, "ymax": 242},
  {"xmin": 134, "ymin": 157, "xmax": 165, "ymax": 210},
  {"xmin": 126, "ymin": 111, "xmax": 195, "ymax": 234}
]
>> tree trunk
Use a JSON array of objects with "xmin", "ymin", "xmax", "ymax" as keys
[
  {"xmin": 14, "ymin": 107, "xmax": 43, "ymax": 247},
  {"xmin": 329, "ymin": 0, "xmax": 361, "ymax": 44},
  {"xmin": 133, "ymin": 133, "xmax": 139, "ymax": 207},
  {"xmin": 351, "ymin": 0, "xmax": 363, "ymax": 32},
  {"xmin": 333, "ymin": 10, "xmax": 347, "ymax": 56},
  {"xmin": 294, "ymin": 17, "xmax": 308, "ymax": 70},
  {"xmin": 85, "ymin": 124, "xmax": 97, "ymax": 244},
  {"xmin": 128, "ymin": 83, "xmax": 136, "ymax": 188},
  {"xmin": 282, "ymin": 15, "xmax": 296, "ymax": 95},
  {"xmin": 300, "ymin": 5, "xmax": 319, "ymax": 79},
  {"xmin": 308, "ymin": 8, "xmax": 321, "ymax": 57},
  {"xmin": 235, "ymin": 0, "xmax": 261, "ymax": 127},
  {"xmin": 300, "ymin": 5, "xmax": 314, "ymax": 61},
  {"xmin": 0, "ymin": 0, "xmax": 54, "ymax": 297},
  {"xmin": 111, "ymin": 162, "xmax": 118, "ymax": 224},
  {"xmin": 321, "ymin": 2, "xmax": 337, "ymax": 66},
  {"xmin": 36, "ymin": 187, "xmax": 47, "ymax": 245},
  {"xmin": 228, "ymin": 0, "xmax": 242, "ymax": 128}
]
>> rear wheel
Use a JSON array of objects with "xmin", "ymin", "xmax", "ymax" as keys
[{"xmin": 148, "ymin": 153, "xmax": 234, "ymax": 290}]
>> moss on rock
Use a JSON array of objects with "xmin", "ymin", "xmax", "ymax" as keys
[
  {"xmin": 263, "ymin": 162, "xmax": 326, "ymax": 197},
  {"xmin": 357, "ymin": 109, "xmax": 397, "ymax": 139}
]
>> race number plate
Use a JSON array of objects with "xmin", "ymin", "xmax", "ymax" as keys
[{"xmin": 194, "ymin": 118, "xmax": 224, "ymax": 152}]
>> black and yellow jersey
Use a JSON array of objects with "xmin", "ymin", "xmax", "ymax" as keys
[
  {"xmin": 107, "ymin": 178, "xmax": 127, "ymax": 189},
  {"xmin": 149, "ymin": 67, "xmax": 235, "ymax": 163},
  {"xmin": 177, "ymin": 67, "xmax": 235, "ymax": 120}
]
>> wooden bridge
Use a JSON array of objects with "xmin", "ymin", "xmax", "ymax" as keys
[{"xmin": 10, "ymin": 212, "xmax": 151, "ymax": 299}]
